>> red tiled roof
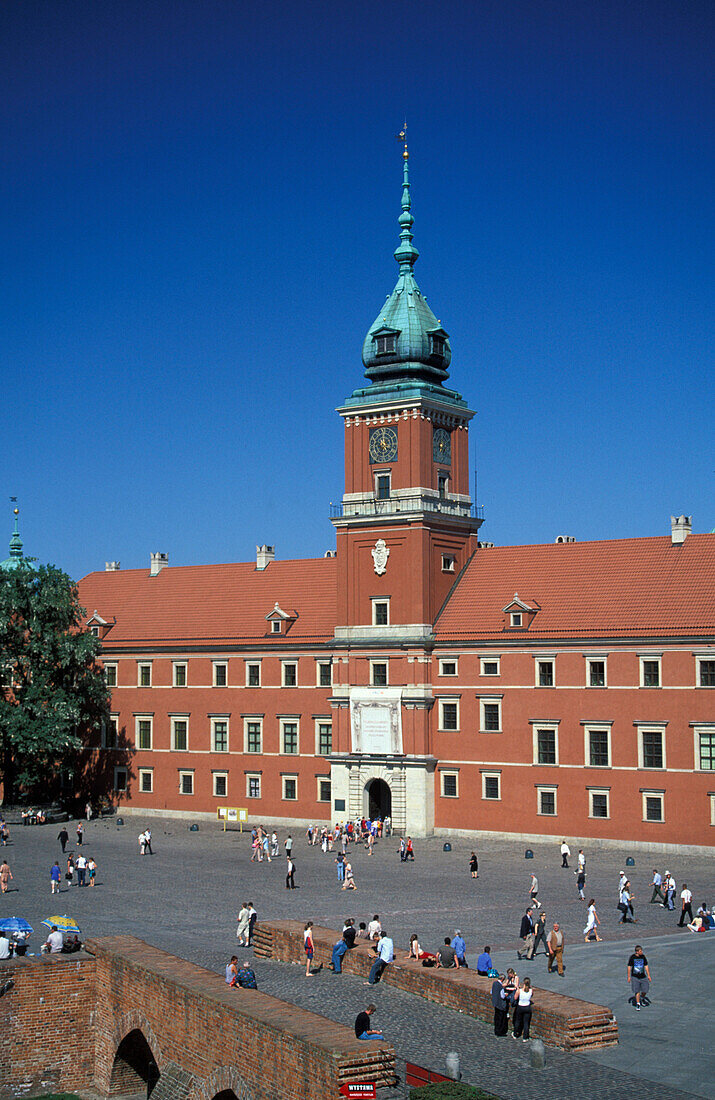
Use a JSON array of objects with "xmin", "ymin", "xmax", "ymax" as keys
[
  {"xmin": 77, "ymin": 557, "xmax": 337, "ymax": 648},
  {"xmin": 436, "ymin": 534, "xmax": 715, "ymax": 639}
]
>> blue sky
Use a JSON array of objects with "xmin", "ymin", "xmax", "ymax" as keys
[{"xmin": 2, "ymin": 0, "xmax": 713, "ymax": 581}]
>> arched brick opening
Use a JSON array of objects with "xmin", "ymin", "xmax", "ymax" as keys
[
  {"xmin": 212, "ymin": 1091, "xmax": 240, "ymax": 1100},
  {"xmin": 192, "ymin": 1066, "xmax": 252, "ymax": 1100},
  {"xmin": 110, "ymin": 1027, "xmax": 161, "ymax": 1097}
]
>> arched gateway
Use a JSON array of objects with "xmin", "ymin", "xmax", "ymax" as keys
[{"xmin": 365, "ymin": 777, "xmax": 391, "ymax": 820}]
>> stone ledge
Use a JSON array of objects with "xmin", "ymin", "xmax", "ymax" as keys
[{"xmin": 253, "ymin": 921, "xmax": 619, "ymax": 1052}]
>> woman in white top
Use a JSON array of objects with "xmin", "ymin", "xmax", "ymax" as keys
[
  {"xmin": 512, "ymin": 978, "xmax": 533, "ymax": 1040},
  {"xmin": 583, "ymin": 898, "xmax": 602, "ymax": 942}
]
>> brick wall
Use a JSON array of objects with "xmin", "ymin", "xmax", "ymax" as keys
[
  {"xmin": 0, "ymin": 952, "xmax": 96, "ymax": 1099},
  {"xmin": 253, "ymin": 921, "xmax": 619, "ymax": 1052}
]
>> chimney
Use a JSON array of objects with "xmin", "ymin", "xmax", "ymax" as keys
[
  {"xmin": 555, "ymin": 535, "xmax": 576, "ymax": 544},
  {"xmin": 105, "ymin": 561, "xmax": 121, "ymax": 572},
  {"xmin": 256, "ymin": 544, "xmax": 275, "ymax": 571},
  {"xmin": 671, "ymin": 515, "xmax": 692, "ymax": 545},
  {"xmin": 150, "ymin": 552, "xmax": 169, "ymax": 576}
]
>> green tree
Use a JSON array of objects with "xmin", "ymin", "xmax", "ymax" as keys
[{"xmin": 0, "ymin": 561, "xmax": 110, "ymax": 803}]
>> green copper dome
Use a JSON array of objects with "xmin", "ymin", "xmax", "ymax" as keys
[
  {"xmin": 362, "ymin": 148, "xmax": 451, "ymax": 386},
  {"xmin": 0, "ymin": 508, "xmax": 24, "ymax": 571}
]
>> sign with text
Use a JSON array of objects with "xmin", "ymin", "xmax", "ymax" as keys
[
  {"xmin": 338, "ymin": 1084, "xmax": 376, "ymax": 1099},
  {"xmin": 349, "ymin": 687, "xmax": 402, "ymax": 754},
  {"xmin": 216, "ymin": 807, "xmax": 248, "ymax": 830}
]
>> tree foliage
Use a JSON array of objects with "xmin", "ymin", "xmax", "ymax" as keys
[{"xmin": 0, "ymin": 560, "xmax": 110, "ymax": 801}]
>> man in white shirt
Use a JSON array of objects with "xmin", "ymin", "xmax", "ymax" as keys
[
  {"xmin": 0, "ymin": 935, "xmax": 10, "ymax": 959},
  {"xmin": 368, "ymin": 931, "xmax": 394, "ymax": 984},
  {"xmin": 678, "ymin": 884, "xmax": 694, "ymax": 926},
  {"xmin": 76, "ymin": 853, "xmax": 87, "ymax": 887},
  {"xmin": 46, "ymin": 927, "xmax": 64, "ymax": 953},
  {"xmin": 666, "ymin": 873, "xmax": 676, "ymax": 911},
  {"xmin": 367, "ymin": 915, "xmax": 382, "ymax": 940},
  {"xmin": 650, "ymin": 869, "xmax": 665, "ymax": 904},
  {"xmin": 578, "ymin": 849, "xmax": 586, "ymax": 873},
  {"xmin": 560, "ymin": 840, "xmax": 570, "ymax": 868}
]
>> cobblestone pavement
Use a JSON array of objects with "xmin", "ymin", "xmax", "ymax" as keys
[{"xmin": 3, "ymin": 816, "xmax": 713, "ymax": 1098}]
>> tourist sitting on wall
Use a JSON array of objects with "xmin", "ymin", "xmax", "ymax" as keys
[
  {"xmin": 236, "ymin": 960, "xmax": 257, "ymax": 988},
  {"xmin": 404, "ymin": 934, "xmax": 437, "ymax": 965},
  {"xmin": 62, "ymin": 934, "xmax": 82, "ymax": 953},
  {"xmin": 225, "ymin": 956, "xmax": 239, "ymax": 986},
  {"xmin": 329, "ymin": 918, "xmax": 357, "ymax": 973},
  {"xmin": 437, "ymin": 938, "xmax": 457, "ymax": 968},
  {"xmin": 477, "ymin": 945, "xmax": 493, "ymax": 975},
  {"xmin": 43, "ymin": 926, "xmax": 64, "ymax": 953}
]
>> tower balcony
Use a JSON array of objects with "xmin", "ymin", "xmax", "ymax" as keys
[{"xmin": 330, "ymin": 491, "xmax": 484, "ymax": 524}]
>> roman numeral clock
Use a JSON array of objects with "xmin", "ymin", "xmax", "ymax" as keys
[{"xmin": 369, "ymin": 426, "xmax": 398, "ymax": 463}]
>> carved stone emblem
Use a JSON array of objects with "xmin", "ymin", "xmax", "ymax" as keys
[{"xmin": 371, "ymin": 538, "xmax": 390, "ymax": 575}]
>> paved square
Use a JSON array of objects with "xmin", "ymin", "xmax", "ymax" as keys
[{"xmin": 2, "ymin": 816, "xmax": 713, "ymax": 1098}]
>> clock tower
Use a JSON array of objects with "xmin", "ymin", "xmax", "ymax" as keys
[{"xmin": 329, "ymin": 142, "xmax": 483, "ymax": 835}]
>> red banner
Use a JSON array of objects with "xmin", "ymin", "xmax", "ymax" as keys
[{"xmin": 339, "ymin": 1084, "xmax": 377, "ymax": 1099}]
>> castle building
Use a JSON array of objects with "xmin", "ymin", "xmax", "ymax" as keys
[{"xmin": 75, "ymin": 149, "xmax": 715, "ymax": 850}]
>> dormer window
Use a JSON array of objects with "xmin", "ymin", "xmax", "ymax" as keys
[
  {"xmin": 375, "ymin": 334, "xmax": 396, "ymax": 356},
  {"xmin": 502, "ymin": 593, "xmax": 538, "ymax": 631},
  {"xmin": 266, "ymin": 601, "xmax": 297, "ymax": 635},
  {"xmin": 430, "ymin": 334, "xmax": 445, "ymax": 357}
]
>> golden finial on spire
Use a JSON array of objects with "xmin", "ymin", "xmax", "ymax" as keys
[{"xmin": 396, "ymin": 120, "xmax": 408, "ymax": 159}]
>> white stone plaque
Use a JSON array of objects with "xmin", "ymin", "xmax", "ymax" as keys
[{"xmin": 350, "ymin": 687, "xmax": 403, "ymax": 755}]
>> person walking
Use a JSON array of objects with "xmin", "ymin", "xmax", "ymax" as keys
[
  {"xmin": 85, "ymin": 801, "xmax": 92, "ymax": 821},
  {"xmin": 584, "ymin": 898, "xmax": 602, "ymax": 941},
  {"xmin": 88, "ymin": 857, "xmax": 97, "ymax": 886},
  {"xmin": 650, "ymin": 869, "xmax": 665, "ymax": 904},
  {"xmin": 577, "ymin": 849, "xmax": 586, "ymax": 873},
  {"xmin": 576, "ymin": 867, "xmax": 586, "ymax": 900},
  {"xmin": 76, "ymin": 853, "xmax": 87, "ymax": 887},
  {"xmin": 512, "ymin": 978, "xmax": 534, "ymax": 1041},
  {"xmin": 50, "ymin": 861, "xmax": 61, "ymax": 894},
  {"xmin": 285, "ymin": 856, "xmax": 296, "ymax": 889},
  {"xmin": 335, "ymin": 850, "xmax": 345, "ymax": 883},
  {"xmin": 236, "ymin": 903, "xmax": 250, "ymax": 947},
  {"xmin": 247, "ymin": 902, "xmax": 258, "ymax": 946},
  {"xmin": 1, "ymin": 858, "xmax": 14, "ymax": 893},
  {"xmin": 398, "ymin": 837, "xmax": 406, "ymax": 862},
  {"xmin": 517, "ymin": 908, "xmax": 535, "ymax": 959},
  {"xmin": 65, "ymin": 854, "xmax": 75, "ymax": 887},
  {"xmin": 405, "ymin": 836, "xmax": 414, "ymax": 861},
  {"xmin": 76, "ymin": 822, "xmax": 83, "ymax": 847},
  {"xmin": 529, "ymin": 872, "xmax": 542, "ymax": 909},
  {"xmin": 492, "ymin": 974, "xmax": 509, "ymax": 1036},
  {"xmin": 530, "ymin": 912, "xmax": 548, "ymax": 958},
  {"xmin": 547, "ymin": 923, "xmax": 565, "ymax": 975},
  {"xmin": 304, "ymin": 921, "xmax": 315, "ymax": 976},
  {"xmin": 57, "ymin": 827, "xmax": 69, "ymax": 853},
  {"xmin": 678, "ymin": 884, "xmax": 694, "ymax": 927},
  {"xmin": 271, "ymin": 830, "xmax": 279, "ymax": 856},
  {"xmin": 284, "ymin": 834, "xmax": 293, "ymax": 858},
  {"xmin": 144, "ymin": 829, "xmax": 153, "ymax": 855},
  {"xmin": 342, "ymin": 861, "xmax": 356, "ymax": 890},
  {"xmin": 627, "ymin": 945, "xmax": 651, "ymax": 1010},
  {"xmin": 560, "ymin": 840, "xmax": 570, "ymax": 868},
  {"xmin": 469, "ymin": 851, "xmax": 479, "ymax": 878},
  {"xmin": 138, "ymin": 832, "xmax": 147, "ymax": 857},
  {"xmin": 665, "ymin": 872, "xmax": 676, "ymax": 911}
]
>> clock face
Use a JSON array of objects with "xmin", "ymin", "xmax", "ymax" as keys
[
  {"xmin": 369, "ymin": 426, "xmax": 398, "ymax": 464},
  {"xmin": 433, "ymin": 428, "xmax": 451, "ymax": 465}
]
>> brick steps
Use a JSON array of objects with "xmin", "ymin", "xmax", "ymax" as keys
[{"xmin": 256, "ymin": 920, "xmax": 620, "ymax": 1053}]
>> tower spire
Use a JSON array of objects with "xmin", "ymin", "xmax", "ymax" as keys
[
  {"xmin": 1, "ymin": 500, "xmax": 24, "ymax": 571},
  {"xmin": 394, "ymin": 123, "xmax": 419, "ymax": 273}
]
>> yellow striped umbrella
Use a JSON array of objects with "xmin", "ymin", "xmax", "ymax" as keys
[{"xmin": 41, "ymin": 915, "xmax": 81, "ymax": 934}]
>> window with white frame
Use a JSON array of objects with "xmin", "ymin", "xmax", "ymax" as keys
[
  {"xmin": 316, "ymin": 721, "xmax": 332, "ymax": 756},
  {"xmin": 710, "ymin": 794, "xmax": 715, "ymax": 826},
  {"xmin": 439, "ymin": 658, "xmax": 458, "ymax": 676},
  {"xmin": 139, "ymin": 767, "xmax": 153, "ymax": 794},
  {"xmin": 440, "ymin": 770, "xmax": 459, "ymax": 798},
  {"xmin": 536, "ymin": 658, "xmax": 555, "ymax": 687},
  {"xmin": 372, "ymin": 598, "xmax": 390, "ymax": 626},
  {"xmin": 271, "ymin": 620, "xmax": 282, "ymax": 634},
  {"xmin": 480, "ymin": 697, "xmax": 502, "ymax": 732},
  {"xmin": 695, "ymin": 727, "xmax": 715, "ymax": 770},
  {"xmin": 510, "ymin": 612, "xmax": 522, "ymax": 627},
  {"xmin": 213, "ymin": 662, "xmax": 227, "ymax": 687},
  {"xmin": 639, "ymin": 655, "xmax": 661, "ymax": 688},
  {"xmin": 281, "ymin": 720, "xmax": 299, "ymax": 754},
  {"xmin": 587, "ymin": 658, "xmax": 607, "ymax": 688},
  {"xmin": 441, "ymin": 554, "xmax": 456, "ymax": 573},
  {"xmin": 213, "ymin": 771, "xmax": 228, "ymax": 798},
  {"xmin": 317, "ymin": 778, "xmax": 331, "ymax": 802},
  {"xmin": 179, "ymin": 770, "xmax": 194, "ymax": 796},
  {"xmin": 375, "ymin": 472, "xmax": 391, "ymax": 500},
  {"xmin": 211, "ymin": 718, "xmax": 229, "ymax": 753},
  {"xmin": 439, "ymin": 698, "xmax": 459, "ymax": 731},
  {"xmin": 282, "ymin": 661, "xmax": 297, "ymax": 687},
  {"xmin": 246, "ymin": 662, "xmax": 261, "ymax": 687},
  {"xmin": 244, "ymin": 719, "xmax": 263, "ymax": 754},
  {"xmin": 103, "ymin": 716, "xmax": 119, "ymax": 749},
  {"xmin": 371, "ymin": 661, "xmax": 388, "ymax": 687},
  {"xmin": 480, "ymin": 657, "xmax": 500, "ymax": 677},
  {"xmin": 585, "ymin": 726, "xmax": 611, "ymax": 768},
  {"xmin": 113, "ymin": 766, "xmax": 127, "ymax": 792},
  {"xmin": 533, "ymin": 724, "xmax": 558, "ymax": 765},
  {"xmin": 697, "ymin": 657, "xmax": 715, "ymax": 687},
  {"xmin": 135, "ymin": 716, "xmax": 153, "ymax": 750},
  {"xmin": 138, "ymin": 662, "xmax": 152, "ymax": 687},
  {"xmin": 482, "ymin": 771, "xmax": 501, "ymax": 800},
  {"xmin": 537, "ymin": 786, "xmax": 557, "ymax": 816},
  {"xmin": 642, "ymin": 790, "xmax": 664, "ymax": 822},
  {"xmin": 317, "ymin": 661, "xmax": 332, "ymax": 687},
  {"xmin": 173, "ymin": 662, "xmax": 187, "ymax": 687},
  {"xmin": 104, "ymin": 663, "xmax": 117, "ymax": 687},
  {"xmin": 171, "ymin": 717, "xmax": 188, "ymax": 751},
  {"xmin": 638, "ymin": 726, "xmax": 666, "ymax": 769},
  {"xmin": 246, "ymin": 773, "xmax": 261, "ymax": 799},
  {"xmin": 588, "ymin": 788, "xmax": 610, "ymax": 818},
  {"xmin": 282, "ymin": 775, "xmax": 298, "ymax": 801}
]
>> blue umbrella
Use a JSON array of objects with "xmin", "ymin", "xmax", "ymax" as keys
[{"xmin": 0, "ymin": 917, "xmax": 34, "ymax": 935}]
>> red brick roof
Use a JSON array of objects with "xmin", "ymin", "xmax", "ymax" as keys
[
  {"xmin": 77, "ymin": 557, "xmax": 337, "ymax": 648},
  {"xmin": 436, "ymin": 534, "xmax": 715, "ymax": 640}
]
